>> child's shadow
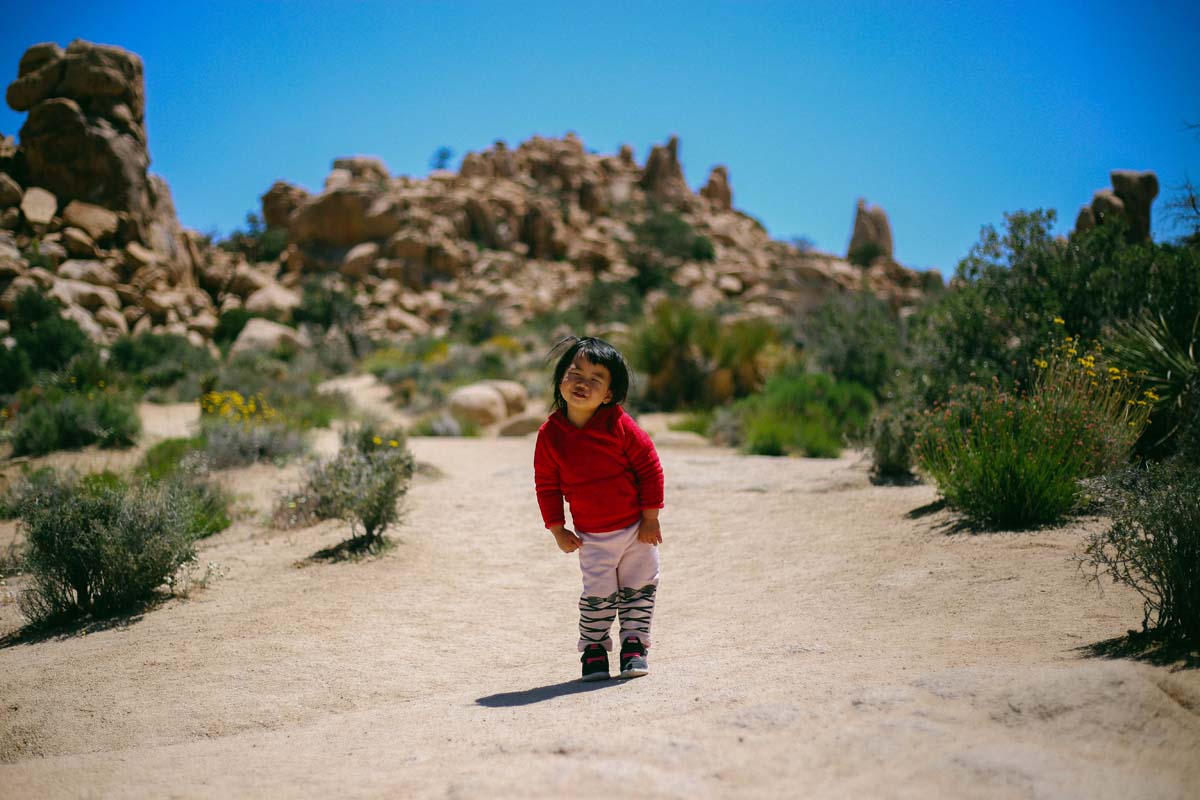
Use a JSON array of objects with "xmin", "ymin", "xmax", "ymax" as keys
[{"xmin": 476, "ymin": 678, "xmax": 623, "ymax": 707}]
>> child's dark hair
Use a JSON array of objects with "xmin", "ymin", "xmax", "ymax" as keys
[{"xmin": 548, "ymin": 336, "xmax": 631, "ymax": 413}]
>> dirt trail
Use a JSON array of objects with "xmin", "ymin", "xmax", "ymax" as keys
[{"xmin": 0, "ymin": 399, "xmax": 1197, "ymax": 798}]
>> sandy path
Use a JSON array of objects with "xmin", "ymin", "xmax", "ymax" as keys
[{"xmin": 0, "ymin": 410, "xmax": 1197, "ymax": 797}]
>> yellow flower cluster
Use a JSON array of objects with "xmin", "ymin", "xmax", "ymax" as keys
[
  {"xmin": 370, "ymin": 435, "xmax": 402, "ymax": 448},
  {"xmin": 199, "ymin": 390, "xmax": 278, "ymax": 423}
]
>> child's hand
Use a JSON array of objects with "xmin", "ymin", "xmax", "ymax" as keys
[
  {"xmin": 638, "ymin": 517, "xmax": 662, "ymax": 546},
  {"xmin": 551, "ymin": 526, "xmax": 582, "ymax": 553}
]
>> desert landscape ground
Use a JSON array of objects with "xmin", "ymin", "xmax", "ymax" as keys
[{"xmin": 1, "ymin": 396, "xmax": 1197, "ymax": 799}]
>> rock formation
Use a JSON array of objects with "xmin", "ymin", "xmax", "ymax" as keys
[
  {"xmin": 847, "ymin": 199, "xmax": 894, "ymax": 264},
  {"xmin": 1073, "ymin": 170, "xmax": 1159, "ymax": 242},
  {"xmin": 0, "ymin": 40, "xmax": 938, "ymax": 351}
]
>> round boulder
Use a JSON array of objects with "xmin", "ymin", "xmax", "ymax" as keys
[{"xmin": 449, "ymin": 383, "xmax": 508, "ymax": 428}]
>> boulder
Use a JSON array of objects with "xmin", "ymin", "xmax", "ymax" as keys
[
  {"xmin": 94, "ymin": 305, "xmax": 128, "ymax": 334},
  {"xmin": 260, "ymin": 180, "xmax": 309, "ymax": 228},
  {"xmin": 61, "ymin": 199, "xmax": 119, "ymax": 241},
  {"xmin": 57, "ymin": 258, "xmax": 118, "ymax": 285},
  {"xmin": 61, "ymin": 302, "xmax": 106, "ymax": 342},
  {"xmin": 640, "ymin": 136, "xmax": 689, "ymax": 202},
  {"xmin": 382, "ymin": 307, "xmax": 431, "ymax": 336},
  {"xmin": 1110, "ymin": 169, "xmax": 1159, "ymax": 241},
  {"xmin": 848, "ymin": 198, "xmax": 894, "ymax": 262},
  {"xmin": 244, "ymin": 283, "xmax": 302, "ymax": 317},
  {"xmin": 229, "ymin": 317, "xmax": 310, "ymax": 357},
  {"xmin": 448, "ymin": 383, "xmax": 508, "ymax": 427},
  {"xmin": 36, "ymin": 238, "xmax": 68, "ymax": 267},
  {"xmin": 480, "ymin": 379, "xmax": 528, "ymax": 416},
  {"xmin": 498, "ymin": 414, "xmax": 544, "ymax": 437},
  {"xmin": 1091, "ymin": 189, "xmax": 1125, "ymax": 226},
  {"xmin": 0, "ymin": 172, "xmax": 21, "ymax": 208},
  {"xmin": 331, "ymin": 156, "xmax": 390, "ymax": 185},
  {"xmin": 20, "ymin": 186, "xmax": 57, "ymax": 225},
  {"xmin": 61, "ymin": 226, "xmax": 97, "ymax": 257},
  {"xmin": 49, "ymin": 276, "xmax": 120, "ymax": 310},
  {"xmin": 700, "ymin": 165, "xmax": 733, "ymax": 210},
  {"xmin": 187, "ymin": 311, "xmax": 218, "ymax": 337},
  {"xmin": 341, "ymin": 241, "xmax": 379, "ymax": 278},
  {"xmin": 289, "ymin": 187, "xmax": 376, "ymax": 247}
]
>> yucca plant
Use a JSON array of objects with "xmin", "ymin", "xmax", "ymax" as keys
[{"xmin": 1109, "ymin": 312, "xmax": 1199, "ymax": 454}]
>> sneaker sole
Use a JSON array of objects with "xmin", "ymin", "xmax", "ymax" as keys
[
  {"xmin": 580, "ymin": 672, "xmax": 610, "ymax": 682},
  {"xmin": 618, "ymin": 667, "xmax": 648, "ymax": 679}
]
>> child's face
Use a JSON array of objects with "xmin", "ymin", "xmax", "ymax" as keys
[{"xmin": 561, "ymin": 354, "xmax": 613, "ymax": 415}]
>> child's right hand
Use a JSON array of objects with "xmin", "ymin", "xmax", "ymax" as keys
[{"xmin": 550, "ymin": 525, "xmax": 582, "ymax": 553}]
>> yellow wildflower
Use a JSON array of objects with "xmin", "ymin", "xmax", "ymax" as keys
[
  {"xmin": 388, "ymin": 440, "xmax": 399, "ymax": 447},
  {"xmin": 373, "ymin": 436, "xmax": 383, "ymax": 445}
]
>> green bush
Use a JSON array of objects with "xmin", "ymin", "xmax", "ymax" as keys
[
  {"xmin": 0, "ymin": 466, "xmax": 57, "ymax": 519},
  {"xmin": 868, "ymin": 405, "xmax": 922, "ymax": 481},
  {"xmin": 9, "ymin": 387, "xmax": 141, "ymax": 456},
  {"xmin": 109, "ymin": 333, "xmax": 216, "ymax": 392},
  {"xmin": 16, "ymin": 473, "xmax": 196, "ymax": 624},
  {"xmin": 1083, "ymin": 460, "xmax": 1200, "ymax": 645},
  {"xmin": 210, "ymin": 351, "xmax": 350, "ymax": 429},
  {"xmin": 0, "ymin": 345, "xmax": 32, "ymax": 395},
  {"xmin": 633, "ymin": 206, "xmax": 716, "ymax": 262},
  {"xmin": 200, "ymin": 419, "xmax": 307, "ymax": 469},
  {"xmin": 626, "ymin": 300, "xmax": 779, "ymax": 410},
  {"xmin": 727, "ymin": 371, "xmax": 874, "ymax": 457},
  {"xmin": 274, "ymin": 422, "xmax": 414, "ymax": 552},
  {"xmin": 212, "ymin": 308, "xmax": 278, "ymax": 348},
  {"xmin": 801, "ymin": 292, "xmax": 904, "ymax": 399},
  {"xmin": 138, "ymin": 437, "xmax": 207, "ymax": 482},
  {"xmin": 5, "ymin": 287, "xmax": 94, "ymax": 384},
  {"xmin": 915, "ymin": 351, "xmax": 1151, "ymax": 529}
]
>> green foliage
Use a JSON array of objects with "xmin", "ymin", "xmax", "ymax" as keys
[
  {"xmin": 907, "ymin": 211, "xmax": 1200, "ymax": 411},
  {"xmin": 633, "ymin": 206, "xmax": 715, "ymax": 262},
  {"xmin": 6, "ymin": 287, "xmax": 93, "ymax": 384},
  {"xmin": 668, "ymin": 410, "xmax": 715, "ymax": 437},
  {"xmin": 138, "ymin": 437, "xmax": 206, "ymax": 482},
  {"xmin": 724, "ymin": 371, "xmax": 874, "ymax": 458},
  {"xmin": 109, "ymin": 333, "xmax": 216, "ymax": 393},
  {"xmin": 0, "ymin": 345, "xmax": 32, "ymax": 395},
  {"xmin": 362, "ymin": 338, "xmax": 521, "ymax": 413},
  {"xmin": 1084, "ymin": 460, "xmax": 1200, "ymax": 645},
  {"xmin": 626, "ymin": 300, "xmax": 778, "ymax": 410},
  {"xmin": 848, "ymin": 240, "xmax": 884, "ymax": 268},
  {"xmin": 212, "ymin": 308, "xmax": 278, "ymax": 348},
  {"xmin": 15, "ymin": 473, "xmax": 196, "ymax": 624},
  {"xmin": 9, "ymin": 387, "xmax": 141, "ymax": 456},
  {"xmin": 0, "ymin": 467, "xmax": 57, "ymax": 519},
  {"xmin": 801, "ymin": 292, "xmax": 904, "ymax": 399},
  {"xmin": 219, "ymin": 212, "xmax": 288, "ymax": 263},
  {"xmin": 293, "ymin": 278, "xmax": 361, "ymax": 331},
  {"xmin": 430, "ymin": 146, "xmax": 454, "ymax": 171},
  {"xmin": 211, "ymin": 350, "xmax": 350, "ymax": 429},
  {"xmin": 868, "ymin": 405, "xmax": 922, "ymax": 481},
  {"xmin": 274, "ymin": 422, "xmax": 415, "ymax": 552},
  {"xmin": 199, "ymin": 419, "xmax": 307, "ymax": 469},
  {"xmin": 915, "ymin": 353, "xmax": 1151, "ymax": 529}
]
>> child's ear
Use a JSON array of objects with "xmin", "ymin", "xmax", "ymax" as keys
[{"xmin": 604, "ymin": 389, "xmax": 613, "ymax": 404}]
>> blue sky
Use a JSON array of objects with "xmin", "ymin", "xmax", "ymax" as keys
[{"xmin": 2, "ymin": 1, "xmax": 1198, "ymax": 276}]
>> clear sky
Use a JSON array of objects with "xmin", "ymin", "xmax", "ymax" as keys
[{"xmin": 2, "ymin": 1, "xmax": 1198, "ymax": 276}]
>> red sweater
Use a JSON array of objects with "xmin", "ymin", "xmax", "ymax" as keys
[{"xmin": 534, "ymin": 405, "xmax": 664, "ymax": 533}]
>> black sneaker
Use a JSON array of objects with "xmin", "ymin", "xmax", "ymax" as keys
[
  {"xmin": 619, "ymin": 637, "xmax": 648, "ymax": 678},
  {"xmin": 580, "ymin": 644, "xmax": 610, "ymax": 681}
]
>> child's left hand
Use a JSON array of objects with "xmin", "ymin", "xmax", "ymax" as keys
[{"xmin": 638, "ymin": 517, "xmax": 662, "ymax": 546}]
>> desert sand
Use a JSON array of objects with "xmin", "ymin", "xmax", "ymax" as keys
[{"xmin": 1, "ymin": 397, "xmax": 1198, "ymax": 799}]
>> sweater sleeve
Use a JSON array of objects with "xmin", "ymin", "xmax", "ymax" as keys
[
  {"xmin": 533, "ymin": 429, "xmax": 566, "ymax": 528},
  {"xmin": 623, "ymin": 416, "xmax": 664, "ymax": 510}
]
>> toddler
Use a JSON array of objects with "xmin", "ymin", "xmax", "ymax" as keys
[{"xmin": 534, "ymin": 336, "xmax": 664, "ymax": 681}]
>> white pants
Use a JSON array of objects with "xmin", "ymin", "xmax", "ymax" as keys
[{"xmin": 577, "ymin": 520, "xmax": 660, "ymax": 652}]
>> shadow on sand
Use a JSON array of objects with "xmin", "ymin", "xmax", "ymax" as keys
[
  {"xmin": 1079, "ymin": 630, "xmax": 1200, "ymax": 671},
  {"xmin": 476, "ymin": 678, "xmax": 624, "ymax": 707},
  {"xmin": 0, "ymin": 603, "xmax": 155, "ymax": 649}
]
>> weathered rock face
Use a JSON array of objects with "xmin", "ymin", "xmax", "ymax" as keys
[
  {"xmin": 640, "ymin": 135, "xmax": 690, "ymax": 202},
  {"xmin": 848, "ymin": 199, "xmax": 894, "ymax": 262},
  {"xmin": 260, "ymin": 181, "xmax": 310, "ymax": 228},
  {"xmin": 700, "ymin": 166, "xmax": 732, "ymax": 210},
  {"xmin": 9, "ymin": 41, "xmax": 151, "ymax": 218},
  {"xmin": 1073, "ymin": 170, "xmax": 1159, "ymax": 242}
]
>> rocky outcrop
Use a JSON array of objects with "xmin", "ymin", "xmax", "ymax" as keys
[
  {"xmin": 640, "ymin": 136, "xmax": 690, "ymax": 203},
  {"xmin": 1073, "ymin": 170, "xmax": 1159, "ymax": 242},
  {"xmin": 848, "ymin": 199, "xmax": 894, "ymax": 263},
  {"xmin": 700, "ymin": 166, "xmax": 732, "ymax": 210}
]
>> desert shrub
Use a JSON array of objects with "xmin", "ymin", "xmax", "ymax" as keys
[
  {"xmin": 16, "ymin": 473, "xmax": 196, "ymax": 624},
  {"xmin": 668, "ymin": 410, "xmax": 715, "ymax": 437},
  {"xmin": 724, "ymin": 371, "xmax": 874, "ymax": 457},
  {"xmin": 200, "ymin": 419, "xmax": 306, "ymax": 469},
  {"xmin": 274, "ymin": 423, "xmax": 414, "ymax": 552},
  {"xmin": 212, "ymin": 308, "xmax": 277, "ymax": 348},
  {"xmin": 1083, "ymin": 460, "xmax": 1200, "ymax": 644},
  {"xmin": 5, "ymin": 287, "xmax": 94, "ymax": 382},
  {"xmin": 801, "ymin": 292, "xmax": 905, "ymax": 399},
  {"xmin": 906, "ymin": 211, "xmax": 1200, "ymax": 410},
  {"xmin": 626, "ymin": 300, "xmax": 779, "ymax": 410},
  {"xmin": 915, "ymin": 347, "xmax": 1152, "ymax": 529},
  {"xmin": 210, "ymin": 351, "xmax": 349, "ymax": 429},
  {"xmin": 168, "ymin": 467, "xmax": 233, "ymax": 540},
  {"xmin": 0, "ymin": 466, "xmax": 57, "ymax": 519},
  {"xmin": 869, "ymin": 405, "xmax": 922, "ymax": 481},
  {"xmin": 848, "ymin": 240, "xmax": 884, "ymax": 268},
  {"xmin": 9, "ymin": 387, "xmax": 141, "ymax": 457},
  {"xmin": 138, "ymin": 437, "xmax": 207, "ymax": 481},
  {"xmin": 0, "ymin": 344, "xmax": 33, "ymax": 395},
  {"xmin": 633, "ymin": 206, "xmax": 715, "ymax": 262},
  {"xmin": 219, "ymin": 212, "xmax": 288, "ymax": 263},
  {"xmin": 362, "ymin": 339, "xmax": 519, "ymax": 413},
  {"xmin": 293, "ymin": 278, "xmax": 361, "ymax": 331},
  {"xmin": 109, "ymin": 333, "xmax": 216, "ymax": 392}
]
